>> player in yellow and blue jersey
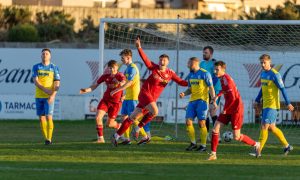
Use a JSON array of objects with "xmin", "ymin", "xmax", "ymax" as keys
[
  {"xmin": 253, "ymin": 54, "xmax": 294, "ymax": 157},
  {"xmin": 32, "ymin": 48, "xmax": 60, "ymax": 145},
  {"xmin": 110, "ymin": 49, "xmax": 151, "ymax": 145},
  {"xmin": 180, "ymin": 57, "xmax": 216, "ymax": 151}
]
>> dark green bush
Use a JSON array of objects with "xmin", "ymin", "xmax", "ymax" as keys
[{"xmin": 8, "ymin": 23, "xmax": 39, "ymax": 42}]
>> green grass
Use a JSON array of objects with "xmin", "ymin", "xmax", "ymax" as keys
[{"xmin": 0, "ymin": 120, "xmax": 299, "ymax": 179}]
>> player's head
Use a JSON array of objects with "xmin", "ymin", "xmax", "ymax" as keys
[
  {"xmin": 159, "ymin": 54, "xmax": 169, "ymax": 67},
  {"xmin": 259, "ymin": 54, "xmax": 272, "ymax": 71},
  {"xmin": 107, "ymin": 60, "xmax": 119, "ymax": 75},
  {"xmin": 203, "ymin": 46, "xmax": 214, "ymax": 61},
  {"xmin": 41, "ymin": 48, "xmax": 51, "ymax": 62},
  {"xmin": 214, "ymin": 60, "xmax": 226, "ymax": 77},
  {"xmin": 119, "ymin": 49, "xmax": 132, "ymax": 65},
  {"xmin": 187, "ymin": 57, "xmax": 200, "ymax": 71}
]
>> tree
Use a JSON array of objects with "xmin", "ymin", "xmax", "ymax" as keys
[
  {"xmin": 8, "ymin": 23, "xmax": 39, "ymax": 42},
  {"xmin": 2, "ymin": 7, "xmax": 32, "ymax": 29},
  {"xmin": 36, "ymin": 10, "xmax": 75, "ymax": 42},
  {"xmin": 244, "ymin": 0, "xmax": 300, "ymax": 20},
  {"xmin": 77, "ymin": 16, "xmax": 99, "ymax": 43}
]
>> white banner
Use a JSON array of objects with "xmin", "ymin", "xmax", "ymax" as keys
[
  {"xmin": 0, "ymin": 95, "xmax": 61, "ymax": 120},
  {"xmin": 0, "ymin": 48, "xmax": 299, "ymax": 121}
]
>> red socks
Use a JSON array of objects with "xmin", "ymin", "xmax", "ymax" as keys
[
  {"xmin": 96, "ymin": 125, "xmax": 103, "ymax": 137},
  {"xmin": 117, "ymin": 117, "xmax": 133, "ymax": 136},
  {"xmin": 239, "ymin": 134, "xmax": 256, "ymax": 146},
  {"xmin": 211, "ymin": 132, "xmax": 219, "ymax": 152},
  {"xmin": 138, "ymin": 112, "xmax": 155, "ymax": 128}
]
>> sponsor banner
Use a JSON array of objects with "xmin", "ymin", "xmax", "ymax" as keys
[
  {"xmin": 0, "ymin": 95, "xmax": 61, "ymax": 120},
  {"xmin": 0, "ymin": 48, "xmax": 299, "ymax": 121},
  {"xmin": 84, "ymin": 96, "xmax": 99, "ymax": 119}
]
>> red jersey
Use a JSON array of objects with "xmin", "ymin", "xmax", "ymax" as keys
[
  {"xmin": 217, "ymin": 73, "xmax": 243, "ymax": 114},
  {"xmin": 97, "ymin": 72, "xmax": 126, "ymax": 103},
  {"xmin": 138, "ymin": 48, "xmax": 188, "ymax": 101}
]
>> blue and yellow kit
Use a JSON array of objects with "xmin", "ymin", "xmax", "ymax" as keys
[{"xmin": 32, "ymin": 62, "xmax": 60, "ymax": 98}]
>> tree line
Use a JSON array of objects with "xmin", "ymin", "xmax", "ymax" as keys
[{"xmin": 0, "ymin": 0, "xmax": 300, "ymax": 45}]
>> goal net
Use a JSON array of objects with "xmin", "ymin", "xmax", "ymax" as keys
[{"xmin": 100, "ymin": 18, "xmax": 300, "ymax": 145}]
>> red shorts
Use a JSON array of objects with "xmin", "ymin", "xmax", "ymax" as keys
[
  {"xmin": 217, "ymin": 112, "xmax": 243, "ymax": 130},
  {"xmin": 137, "ymin": 91, "xmax": 155, "ymax": 109},
  {"xmin": 97, "ymin": 99, "xmax": 121, "ymax": 119}
]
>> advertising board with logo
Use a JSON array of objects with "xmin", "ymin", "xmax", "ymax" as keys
[{"xmin": 0, "ymin": 48, "xmax": 299, "ymax": 121}]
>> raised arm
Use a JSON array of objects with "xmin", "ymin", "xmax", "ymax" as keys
[
  {"xmin": 79, "ymin": 74, "xmax": 104, "ymax": 94},
  {"xmin": 171, "ymin": 72, "xmax": 188, "ymax": 87},
  {"xmin": 136, "ymin": 37, "xmax": 155, "ymax": 69}
]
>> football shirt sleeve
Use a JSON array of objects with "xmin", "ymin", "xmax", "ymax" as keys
[
  {"xmin": 96, "ymin": 74, "xmax": 105, "ymax": 84},
  {"xmin": 255, "ymin": 88, "xmax": 262, "ymax": 103},
  {"xmin": 137, "ymin": 47, "xmax": 156, "ymax": 70},
  {"xmin": 32, "ymin": 65, "xmax": 38, "ymax": 78},
  {"xmin": 273, "ymin": 72, "xmax": 291, "ymax": 105},
  {"xmin": 54, "ymin": 65, "xmax": 60, "ymax": 81},
  {"xmin": 204, "ymin": 72, "xmax": 213, "ymax": 87},
  {"xmin": 186, "ymin": 73, "xmax": 191, "ymax": 87},
  {"xmin": 126, "ymin": 66, "xmax": 137, "ymax": 81},
  {"xmin": 171, "ymin": 71, "xmax": 188, "ymax": 87}
]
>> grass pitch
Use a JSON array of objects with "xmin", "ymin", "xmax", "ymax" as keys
[{"xmin": 0, "ymin": 120, "xmax": 299, "ymax": 179}]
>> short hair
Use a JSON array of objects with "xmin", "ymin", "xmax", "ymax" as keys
[
  {"xmin": 189, "ymin": 57, "xmax": 199, "ymax": 62},
  {"xmin": 259, "ymin": 54, "xmax": 271, "ymax": 61},
  {"xmin": 214, "ymin": 61, "xmax": 226, "ymax": 69},
  {"xmin": 203, "ymin": 46, "xmax": 214, "ymax": 54},
  {"xmin": 119, "ymin": 49, "xmax": 132, "ymax": 57},
  {"xmin": 42, "ymin": 48, "xmax": 51, "ymax": 54},
  {"xmin": 159, "ymin": 54, "xmax": 169, "ymax": 60},
  {"xmin": 107, "ymin": 60, "xmax": 118, "ymax": 67}
]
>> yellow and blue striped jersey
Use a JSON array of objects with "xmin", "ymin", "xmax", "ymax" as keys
[
  {"xmin": 124, "ymin": 63, "xmax": 140, "ymax": 100},
  {"xmin": 187, "ymin": 68, "xmax": 213, "ymax": 102},
  {"xmin": 32, "ymin": 63, "xmax": 60, "ymax": 98},
  {"xmin": 260, "ymin": 68, "xmax": 285, "ymax": 109}
]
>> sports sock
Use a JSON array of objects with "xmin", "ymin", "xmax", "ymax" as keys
[
  {"xmin": 117, "ymin": 117, "xmax": 133, "ymax": 136},
  {"xmin": 139, "ymin": 127, "xmax": 147, "ymax": 138},
  {"xmin": 124, "ymin": 127, "xmax": 130, "ymax": 139},
  {"xmin": 96, "ymin": 125, "xmax": 103, "ymax": 137},
  {"xmin": 205, "ymin": 117, "xmax": 210, "ymax": 131},
  {"xmin": 47, "ymin": 119, "xmax": 54, "ymax": 142},
  {"xmin": 272, "ymin": 127, "xmax": 289, "ymax": 147},
  {"xmin": 138, "ymin": 112, "xmax": 155, "ymax": 128},
  {"xmin": 212, "ymin": 116, "xmax": 218, "ymax": 126},
  {"xmin": 186, "ymin": 124, "xmax": 196, "ymax": 144},
  {"xmin": 40, "ymin": 120, "xmax": 48, "ymax": 140},
  {"xmin": 259, "ymin": 129, "xmax": 268, "ymax": 151},
  {"xmin": 199, "ymin": 126, "xmax": 208, "ymax": 146},
  {"xmin": 211, "ymin": 132, "xmax": 219, "ymax": 152},
  {"xmin": 239, "ymin": 134, "xmax": 256, "ymax": 146}
]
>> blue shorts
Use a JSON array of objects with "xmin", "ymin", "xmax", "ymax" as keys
[
  {"xmin": 186, "ymin": 99, "xmax": 208, "ymax": 120},
  {"xmin": 262, "ymin": 108, "xmax": 279, "ymax": 124},
  {"xmin": 35, "ymin": 98, "xmax": 54, "ymax": 116},
  {"xmin": 121, "ymin": 100, "xmax": 138, "ymax": 115}
]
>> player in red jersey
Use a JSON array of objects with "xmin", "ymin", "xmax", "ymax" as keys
[
  {"xmin": 207, "ymin": 61, "xmax": 260, "ymax": 160},
  {"xmin": 111, "ymin": 37, "xmax": 188, "ymax": 146},
  {"xmin": 80, "ymin": 60, "xmax": 126, "ymax": 143}
]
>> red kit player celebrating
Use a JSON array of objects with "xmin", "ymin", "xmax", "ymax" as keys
[
  {"xmin": 111, "ymin": 37, "xmax": 188, "ymax": 146},
  {"xmin": 80, "ymin": 60, "xmax": 126, "ymax": 143},
  {"xmin": 208, "ymin": 61, "xmax": 260, "ymax": 160}
]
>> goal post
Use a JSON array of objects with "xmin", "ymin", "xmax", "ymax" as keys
[{"xmin": 99, "ymin": 18, "xmax": 300, "ymax": 144}]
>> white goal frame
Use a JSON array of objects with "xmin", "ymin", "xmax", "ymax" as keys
[{"xmin": 99, "ymin": 18, "xmax": 300, "ymax": 137}]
